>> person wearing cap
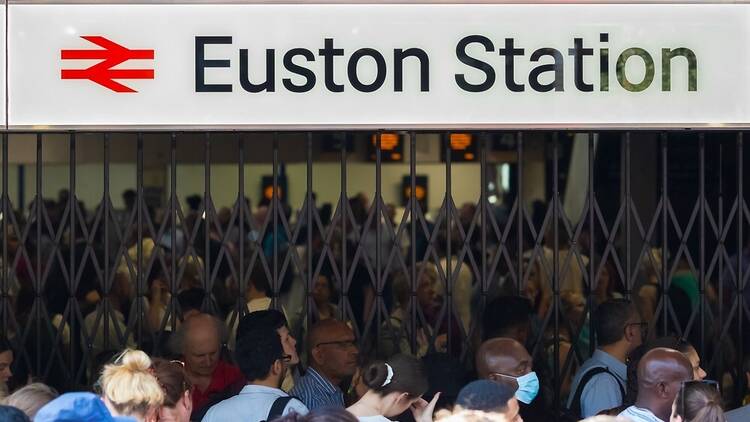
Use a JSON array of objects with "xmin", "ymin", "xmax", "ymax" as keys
[
  {"xmin": 454, "ymin": 380, "xmax": 522, "ymax": 422},
  {"xmin": 34, "ymin": 392, "xmax": 135, "ymax": 422}
]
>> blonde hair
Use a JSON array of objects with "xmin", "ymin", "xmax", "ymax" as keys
[
  {"xmin": 99, "ymin": 349, "xmax": 164, "ymax": 418},
  {"xmin": 3, "ymin": 383, "xmax": 58, "ymax": 418}
]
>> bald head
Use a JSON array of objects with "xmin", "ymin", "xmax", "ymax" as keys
[
  {"xmin": 308, "ymin": 318, "xmax": 351, "ymax": 348},
  {"xmin": 635, "ymin": 347, "xmax": 693, "ymax": 421},
  {"xmin": 180, "ymin": 313, "xmax": 222, "ymax": 377},
  {"xmin": 307, "ymin": 319, "xmax": 358, "ymax": 385},
  {"xmin": 476, "ymin": 338, "xmax": 532, "ymax": 380}
]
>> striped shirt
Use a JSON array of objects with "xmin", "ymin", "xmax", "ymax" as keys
[{"xmin": 290, "ymin": 367, "xmax": 345, "ymax": 410}]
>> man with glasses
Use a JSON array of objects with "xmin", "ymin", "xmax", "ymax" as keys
[
  {"xmin": 566, "ymin": 299, "xmax": 645, "ymax": 418},
  {"xmin": 618, "ymin": 347, "xmax": 692, "ymax": 422},
  {"xmin": 291, "ymin": 319, "xmax": 359, "ymax": 410},
  {"xmin": 202, "ymin": 325, "xmax": 308, "ymax": 422}
]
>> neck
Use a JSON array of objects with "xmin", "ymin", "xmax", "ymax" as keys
[
  {"xmin": 311, "ymin": 364, "xmax": 341, "ymax": 386},
  {"xmin": 158, "ymin": 407, "xmax": 181, "ymax": 422},
  {"xmin": 252, "ymin": 376, "xmax": 281, "ymax": 389},
  {"xmin": 635, "ymin": 397, "xmax": 669, "ymax": 422},
  {"xmin": 248, "ymin": 287, "xmax": 268, "ymax": 300},
  {"xmin": 349, "ymin": 390, "xmax": 387, "ymax": 417},
  {"xmin": 600, "ymin": 343, "xmax": 628, "ymax": 363}
]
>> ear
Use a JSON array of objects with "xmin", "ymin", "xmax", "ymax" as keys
[
  {"xmin": 395, "ymin": 392, "xmax": 411, "ymax": 406},
  {"xmin": 272, "ymin": 359, "xmax": 284, "ymax": 376},
  {"xmin": 311, "ymin": 346, "xmax": 324, "ymax": 366},
  {"xmin": 657, "ymin": 382, "xmax": 669, "ymax": 399}
]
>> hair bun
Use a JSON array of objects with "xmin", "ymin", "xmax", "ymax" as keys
[
  {"xmin": 119, "ymin": 349, "xmax": 152, "ymax": 373},
  {"xmin": 362, "ymin": 362, "xmax": 389, "ymax": 390}
]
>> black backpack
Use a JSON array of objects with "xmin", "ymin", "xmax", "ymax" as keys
[{"xmin": 560, "ymin": 366, "xmax": 625, "ymax": 422}]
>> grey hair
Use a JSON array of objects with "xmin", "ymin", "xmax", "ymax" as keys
[
  {"xmin": 2, "ymin": 383, "xmax": 59, "ymax": 418},
  {"xmin": 169, "ymin": 313, "xmax": 227, "ymax": 356}
]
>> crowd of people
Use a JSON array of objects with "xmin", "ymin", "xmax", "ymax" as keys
[
  {"xmin": 0, "ymin": 304, "xmax": 744, "ymax": 422},
  {"xmin": 0, "ymin": 188, "xmax": 749, "ymax": 422}
]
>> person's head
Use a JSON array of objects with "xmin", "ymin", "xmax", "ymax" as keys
[
  {"xmin": 636, "ymin": 347, "xmax": 693, "ymax": 421},
  {"xmin": 308, "ymin": 319, "xmax": 359, "ymax": 383},
  {"xmin": 247, "ymin": 260, "xmax": 271, "ymax": 297},
  {"xmin": 415, "ymin": 263, "xmax": 440, "ymax": 312},
  {"xmin": 151, "ymin": 358, "xmax": 193, "ymax": 422},
  {"xmin": 99, "ymin": 349, "xmax": 165, "ymax": 422},
  {"xmin": 594, "ymin": 299, "xmax": 644, "ymax": 354},
  {"xmin": 0, "ymin": 336, "xmax": 13, "ymax": 385},
  {"xmin": 312, "ymin": 273, "xmax": 336, "ymax": 307},
  {"xmin": 481, "ymin": 296, "xmax": 533, "ymax": 344},
  {"xmin": 235, "ymin": 325, "xmax": 289, "ymax": 387},
  {"xmin": 273, "ymin": 407, "xmax": 359, "ymax": 422},
  {"xmin": 475, "ymin": 338, "xmax": 538, "ymax": 405},
  {"xmin": 34, "ymin": 392, "xmax": 133, "ymax": 422},
  {"xmin": 0, "ymin": 405, "xmax": 30, "ymax": 422},
  {"xmin": 456, "ymin": 380, "xmax": 521, "ymax": 422},
  {"xmin": 361, "ymin": 354, "xmax": 429, "ymax": 418},
  {"xmin": 670, "ymin": 381, "xmax": 724, "ymax": 422},
  {"xmin": 174, "ymin": 313, "xmax": 223, "ymax": 377},
  {"xmin": 649, "ymin": 336, "xmax": 707, "ymax": 381},
  {"xmin": 237, "ymin": 309, "xmax": 298, "ymax": 365},
  {"xmin": 3, "ymin": 383, "xmax": 58, "ymax": 418}
]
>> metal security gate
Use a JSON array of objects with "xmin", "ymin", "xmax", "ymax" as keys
[{"xmin": 1, "ymin": 130, "xmax": 748, "ymax": 416}]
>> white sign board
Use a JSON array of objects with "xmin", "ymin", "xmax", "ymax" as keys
[{"xmin": 6, "ymin": 3, "xmax": 750, "ymax": 129}]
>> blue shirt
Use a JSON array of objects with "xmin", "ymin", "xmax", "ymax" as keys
[
  {"xmin": 202, "ymin": 384, "xmax": 308, "ymax": 422},
  {"xmin": 290, "ymin": 367, "xmax": 345, "ymax": 410},
  {"xmin": 566, "ymin": 349, "xmax": 627, "ymax": 418}
]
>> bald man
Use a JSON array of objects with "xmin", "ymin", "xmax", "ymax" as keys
[
  {"xmin": 290, "ymin": 319, "xmax": 358, "ymax": 410},
  {"xmin": 176, "ymin": 313, "xmax": 244, "ymax": 419},
  {"xmin": 618, "ymin": 347, "xmax": 693, "ymax": 422},
  {"xmin": 476, "ymin": 338, "xmax": 549, "ymax": 421}
]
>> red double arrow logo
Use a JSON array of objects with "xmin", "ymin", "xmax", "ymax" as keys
[{"xmin": 61, "ymin": 36, "xmax": 155, "ymax": 93}]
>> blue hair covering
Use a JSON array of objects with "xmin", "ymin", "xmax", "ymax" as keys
[
  {"xmin": 456, "ymin": 380, "xmax": 516, "ymax": 412},
  {"xmin": 0, "ymin": 405, "xmax": 31, "ymax": 422},
  {"xmin": 33, "ymin": 392, "xmax": 135, "ymax": 422}
]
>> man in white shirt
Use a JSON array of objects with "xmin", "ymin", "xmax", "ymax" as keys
[
  {"xmin": 202, "ymin": 324, "xmax": 308, "ymax": 422},
  {"xmin": 618, "ymin": 348, "xmax": 693, "ymax": 422}
]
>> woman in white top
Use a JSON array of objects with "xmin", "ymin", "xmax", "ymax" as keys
[{"xmin": 347, "ymin": 354, "xmax": 440, "ymax": 422}]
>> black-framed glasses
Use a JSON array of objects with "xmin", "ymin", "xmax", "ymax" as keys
[
  {"xmin": 679, "ymin": 379, "xmax": 720, "ymax": 419},
  {"xmin": 314, "ymin": 340, "xmax": 357, "ymax": 349}
]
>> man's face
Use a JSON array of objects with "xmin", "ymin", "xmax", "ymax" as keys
[
  {"xmin": 312, "ymin": 276, "xmax": 332, "ymax": 304},
  {"xmin": 184, "ymin": 329, "xmax": 220, "ymax": 377},
  {"xmin": 278, "ymin": 326, "xmax": 299, "ymax": 365},
  {"xmin": 623, "ymin": 314, "xmax": 646, "ymax": 350},
  {"xmin": 0, "ymin": 350, "xmax": 13, "ymax": 384},
  {"xmin": 416, "ymin": 274, "xmax": 438, "ymax": 311},
  {"xmin": 314, "ymin": 324, "xmax": 359, "ymax": 379}
]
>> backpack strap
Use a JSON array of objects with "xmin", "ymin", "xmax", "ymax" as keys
[
  {"xmin": 568, "ymin": 366, "xmax": 625, "ymax": 418},
  {"xmin": 265, "ymin": 396, "xmax": 295, "ymax": 422}
]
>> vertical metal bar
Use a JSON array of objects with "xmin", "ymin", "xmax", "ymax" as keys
[
  {"xmin": 737, "ymin": 132, "xmax": 745, "ymax": 404},
  {"xmin": 306, "ymin": 133, "xmax": 314, "ymax": 325},
  {"xmin": 661, "ymin": 132, "xmax": 669, "ymax": 335},
  {"xmin": 35, "ymin": 134, "xmax": 42, "ymax": 373},
  {"xmin": 272, "ymin": 133, "xmax": 279, "ymax": 305},
  {"xmin": 170, "ymin": 133, "xmax": 177, "ymax": 331},
  {"xmin": 204, "ymin": 133, "xmax": 211, "ymax": 306},
  {"xmin": 717, "ymin": 144, "xmax": 724, "ymax": 379},
  {"xmin": 1, "ymin": 134, "xmax": 7, "ymax": 339},
  {"xmin": 484, "ymin": 133, "xmax": 490, "ymax": 322},
  {"xmin": 238, "ymin": 133, "xmax": 245, "ymax": 316},
  {"xmin": 445, "ymin": 132, "xmax": 453, "ymax": 352},
  {"xmin": 136, "ymin": 133, "xmax": 144, "ymax": 342},
  {"xmin": 517, "ymin": 132, "xmax": 524, "ymax": 296},
  {"xmin": 103, "ymin": 133, "xmax": 110, "ymax": 350},
  {"xmin": 409, "ymin": 131, "xmax": 417, "ymax": 353},
  {"xmin": 340, "ymin": 133, "xmax": 348, "ymax": 321},
  {"xmin": 68, "ymin": 132, "xmax": 76, "ymax": 377},
  {"xmin": 625, "ymin": 133, "xmax": 632, "ymax": 297},
  {"xmin": 698, "ymin": 133, "xmax": 706, "ymax": 357},
  {"xmin": 588, "ymin": 132, "xmax": 596, "ymax": 357},
  {"xmin": 36, "ymin": 133, "xmax": 43, "ymax": 372},
  {"xmin": 375, "ymin": 132, "xmax": 382, "ymax": 345},
  {"xmin": 552, "ymin": 132, "xmax": 560, "ymax": 415}
]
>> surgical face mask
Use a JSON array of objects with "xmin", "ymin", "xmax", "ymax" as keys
[
  {"xmin": 514, "ymin": 371, "xmax": 540, "ymax": 404},
  {"xmin": 493, "ymin": 371, "xmax": 540, "ymax": 405}
]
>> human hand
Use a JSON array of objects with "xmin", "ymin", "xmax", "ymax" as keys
[{"xmin": 410, "ymin": 392, "xmax": 441, "ymax": 422}]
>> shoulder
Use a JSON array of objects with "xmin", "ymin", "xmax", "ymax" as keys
[
  {"xmin": 726, "ymin": 405, "xmax": 750, "ymax": 422},
  {"xmin": 286, "ymin": 398, "xmax": 309, "ymax": 415}
]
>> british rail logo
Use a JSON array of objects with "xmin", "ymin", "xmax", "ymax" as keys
[{"xmin": 61, "ymin": 36, "xmax": 155, "ymax": 93}]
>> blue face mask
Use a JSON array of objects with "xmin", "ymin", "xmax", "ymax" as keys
[{"xmin": 513, "ymin": 371, "xmax": 540, "ymax": 404}]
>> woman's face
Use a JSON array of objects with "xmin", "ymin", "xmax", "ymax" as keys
[
  {"xmin": 0, "ymin": 350, "xmax": 13, "ymax": 384},
  {"xmin": 669, "ymin": 399, "xmax": 683, "ymax": 422},
  {"xmin": 686, "ymin": 346, "xmax": 707, "ymax": 380},
  {"xmin": 312, "ymin": 276, "xmax": 332, "ymax": 304}
]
